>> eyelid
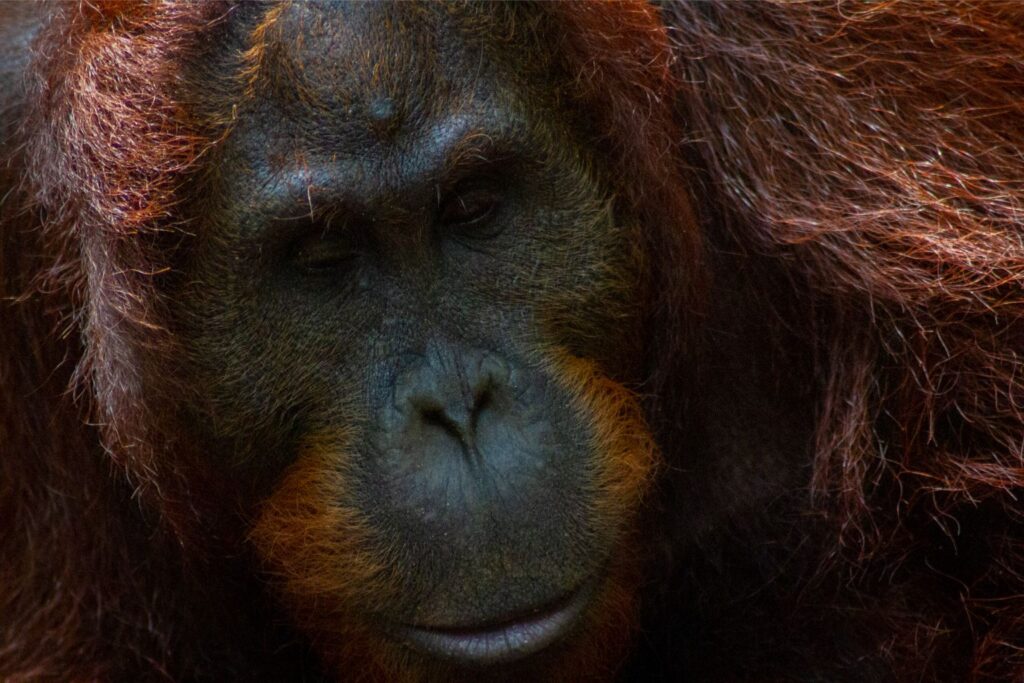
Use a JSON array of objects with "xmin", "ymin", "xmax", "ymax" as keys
[
  {"xmin": 439, "ymin": 188, "xmax": 500, "ymax": 226},
  {"xmin": 288, "ymin": 220, "xmax": 360, "ymax": 272},
  {"xmin": 443, "ymin": 139, "xmax": 517, "ymax": 184}
]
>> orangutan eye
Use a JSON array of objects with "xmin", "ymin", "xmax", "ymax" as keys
[
  {"xmin": 438, "ymin": 190, "xmax": 501, "ymax": 236},
  {"xmin": 290, "ymin": 229, "xmax": 358, "ymax": 273}
]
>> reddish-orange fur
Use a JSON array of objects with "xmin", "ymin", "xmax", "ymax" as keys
[
  {"xmin": 663, "ymin": 3, "xmax": 1024, "ymax": 678},
  {"xmin": 2, "ymin": 1, "xmax": 1023, "ymax": 681}
]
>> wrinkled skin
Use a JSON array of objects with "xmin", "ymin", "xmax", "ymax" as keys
[
  {"xmin": 171, "ymin": 2, "xmax": 653, "ymax": 679},
  {"xmin": 0, "ymin": 1, "xmax": 810, "ymax": 680},
  {"xmin": 1, "ymin": 1, "xmax": 880, "ymax": 681}
]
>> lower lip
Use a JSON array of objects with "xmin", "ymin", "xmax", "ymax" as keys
[{"xmin": 396, "ymin": 583, "xmax": 594, "ymax": 666}]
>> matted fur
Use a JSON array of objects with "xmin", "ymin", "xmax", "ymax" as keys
[
  {"xmin": 664, "ymin": 2, "xmax": 1024, "ymax": 679},
  {"xmin": 1, "ymin": 1, "xmax": 1023, "ymax": 681}
]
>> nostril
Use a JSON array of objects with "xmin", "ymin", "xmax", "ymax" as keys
[
  {"xmin": 422, "ymin": 405, "xmax": 448, "ymax": 428},
  {"xmin": 470, "ymin": 386, "xmax": 493, "ymax": 434},
  {"xmin": 390, "ymin": 349, "xmax": 511, "ymax": 457},
  {"xmin": 474, "ymin": 389, "xmax": 491, "ymax": 413},
  {"xmin": 421, "ymin": 405, "xmax": 467, "ymax": 444}
]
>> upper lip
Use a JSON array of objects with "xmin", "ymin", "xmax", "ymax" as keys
[{"xmin": 394, "ymin": 581, "xmax": 594, "ymax": 666}]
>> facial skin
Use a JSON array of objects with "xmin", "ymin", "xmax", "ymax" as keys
[
  {"xmin": 170, "ymin": 2, "xmax": 656, "ymax": 678},
  {"xmin": 11, "ymin": 1, "xmax": 1019, "ymax": 680}
]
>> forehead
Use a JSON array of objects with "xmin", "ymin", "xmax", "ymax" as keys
[
  {"xmin": 199, "ymin": 1, "xmax": 574, "ymax": 225},
  {"xmin": 233, "ymin": 1, "xmax": 533, "ymax": 146}
]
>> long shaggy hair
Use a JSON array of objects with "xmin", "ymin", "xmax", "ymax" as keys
[
  {"xmin": 1, "ymin": 1, "xmax": 1022, "ymax": 681},
  {"xmin": 664, "ymin": 2, "xmax": 1024, "ymax": 679}
]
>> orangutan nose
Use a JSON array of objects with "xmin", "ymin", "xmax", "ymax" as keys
[{"xmin": 392, "ymin": 349, "xmax": 511, "ymax": 456}]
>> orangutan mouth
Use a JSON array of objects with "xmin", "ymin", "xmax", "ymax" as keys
[{"xmin": 396, "ymin": 582, "xmax": 595, "ymax": 666}]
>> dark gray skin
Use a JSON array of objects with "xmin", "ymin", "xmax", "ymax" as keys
[
  {"xmin": 1, "ymin": 2, "xmax": 866, "ymax": 681},
  {"xmin": 172, "ymin": 1, "xmax": 646, "ymax": 671},
  {"xmin": 177, "ymin": 4, "xmax": 829, "ymax": 677}
]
